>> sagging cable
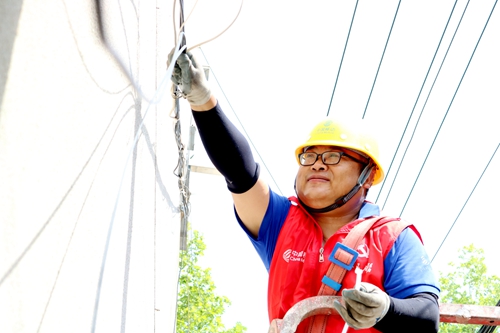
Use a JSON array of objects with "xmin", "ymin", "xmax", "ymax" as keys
[{"xmin": 90, "ymin": 31, "xmax": 186, "ymax": 333}]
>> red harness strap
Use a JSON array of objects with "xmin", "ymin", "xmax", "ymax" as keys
[{"xmin": 307, "ymin": 216, "xmax": 387, "ymax": 333}]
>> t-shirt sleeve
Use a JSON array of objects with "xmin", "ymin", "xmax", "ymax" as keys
[
  {"xmin": 235, "ymin": 188, "xmax": 291, "ymax": 271},
  {"xmin": 383, "ymin": 228, "xmax": 441, "ymax": 299}
]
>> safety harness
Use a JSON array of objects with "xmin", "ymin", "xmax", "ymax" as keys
[{"xmin": 306, "ymin": 215, "xmax": 390, "ymax": 333}]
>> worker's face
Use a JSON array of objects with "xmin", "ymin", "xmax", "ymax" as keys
[{"xmin": 295, "ymin": 145, "xmax": 367, "ymax": 209}]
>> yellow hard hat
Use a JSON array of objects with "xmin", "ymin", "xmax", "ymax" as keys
[{"xmin": 294, "ymin": 117, "xmax": 385, "ymax": 185}]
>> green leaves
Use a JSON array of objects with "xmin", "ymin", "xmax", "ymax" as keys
[
  {"xmin": 176, "ymin": 228, "xmax": 247, "ymax": 333},
  {"xmin": 438, "ymin": 244, "xmax": 500, "ymax": 333}
]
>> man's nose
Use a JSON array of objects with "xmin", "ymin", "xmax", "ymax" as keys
[{"xmin": 311, "ymin": 158, "xmax": 327, "ymax": 170}]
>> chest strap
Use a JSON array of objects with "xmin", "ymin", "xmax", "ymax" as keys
[{"xmin": 307, "ymin": 216, "xmax": 387, "ymax": 333}]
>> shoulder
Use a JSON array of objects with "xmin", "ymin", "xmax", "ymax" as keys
[
  {"xmin": 362, "ymin": 216, "xmax": 413, "ymax": 240},
  {"xmin": 384, "ymin": 227, "xmax": 440, "ymax": 298}
]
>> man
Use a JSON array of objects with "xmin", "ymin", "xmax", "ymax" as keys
[{"xmin": 169, "ymin": 50, "xmax": 440, "ymax": 333}]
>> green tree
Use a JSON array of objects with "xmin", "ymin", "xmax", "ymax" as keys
[
  {"xmin": 176, "ymin": 228, "xmax": 247, "ymax": 333},
  {"xmin": 438, "ymin": 244, "xmax": 500, "ymax": 333}
]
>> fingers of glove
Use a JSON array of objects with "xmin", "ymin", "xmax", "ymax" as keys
[
  {"xmin": 183, "ymin": 52, "xmax": 208, "ymax": 86},
  {"xmin": 333, "ymin": 301, "xmax": 354, "ymax": 324},
  {"xmin": 168, "ymin": 48, "xmax": 187, "ymax": 87},
  {"xmin": 343, "ymin": 296, "xmax": 381, "ymax": 317},
  {"xmin": 333, "ymin": 300, "xmax": 365, "ymax": 329},
  {"xmin": 174, "ymin": 53, "xmax": 193, "ymax": 93},
  {"xmin": 342, "ymin": 284, "xmax": 385, "ymax": 308},
  {"xmin": 342, "ymin": 283, "xmax": 390, "ymax": 323},
  {"xmin": 188, "ymin": 52, "xmax": 203, "ymax": 71},
  {"xmin": 171, "ymin": 66, "xmax": 183, "ymax": 86},
  {"xmin": 343, "ymin": 290, "xmax": 382, "ymax": 310},
  {"xmin": 176, "ymin": 52, "xmax": 193, "ymax": 74}
]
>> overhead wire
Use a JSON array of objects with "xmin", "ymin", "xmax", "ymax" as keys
[
  {"xmin": 173, "ymin": 0, "xmax": 199, "ymax": 43},
  {"xmin": 173, "ymin": 0, "xmax": 244, "ymax": 52},
  {"xmin": 198, "ymin": 47, "xmax": 284, "ymax": 196},
  {"xmin": 4, "ymin": 1, "xmax": 183, "ymax": 329},
  {"xmin": 35, "ymin": 94, "xmax": 137, "ymax": 333},
  {"xmin": 0, "ymin": 0, "xmax": 146, "ymax": 288},
  {"xmin": 94, "ymin": 0, "xmax": 166, "ymax": 104},
  {"xmin": 326, "ymin": 0, "xmax": 359, "ymax": 117},
  {"xmin": 361, "ymin": 0, "xmax": 401, "ymax": 119},
  {"xmin": 397, "ymin": 0, "xmax": 498, "ymax": 218},
  {"xmin": 63, "ymin": 0, "xmax": 131, "ymax": 95},
  {"xmin": 374, "ymin": 0, "xmax": 460, "ymax": 206},
  {"xmin": 91, "ymin": 30, "xmax": 187, "ymax": 333},
  {"xmin": 430, "ymin": 143, "xmax": 499, "ymax": 263},
  {"xmin": 187, "ymin": 0, "xmax": 243, "ymax": 52}
]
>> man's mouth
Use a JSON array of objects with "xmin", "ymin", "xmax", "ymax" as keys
[{"xmin": 307, "ymin": 175, "xmax": 330, "ymax": 182}]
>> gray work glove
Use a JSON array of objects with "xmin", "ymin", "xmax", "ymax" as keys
[
  {"xmin": 167, "ymin": 49, "xmax": 211, "ymax": 106},
  {"xmin": 333, "ymin": 282, "xmax": 391, "ymax": 329}
]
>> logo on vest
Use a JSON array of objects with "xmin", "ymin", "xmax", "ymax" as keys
[
  {"xmin": 357, "ymin": 244, "xmax": 369, "ymax": 258},
  {"xmin": 283, "ymin": 249, "xmax": 306, "ymax": 263},
  {"xmin": 363, "ymin": 262, "xmax": 373, "ymax": 273}
]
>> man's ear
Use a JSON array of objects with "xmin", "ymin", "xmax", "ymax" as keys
[{"xmin": 363, "ymin": 167, "xmax": 376, "ymax": 189}]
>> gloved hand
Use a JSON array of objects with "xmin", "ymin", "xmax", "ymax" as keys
[
  {"xmin": 167, "ymin": 49, "xmax": 211, "ymax": 106},
  {"xmin": 333, "ymin": 282, "xmax": 391, "ymax": 329}
]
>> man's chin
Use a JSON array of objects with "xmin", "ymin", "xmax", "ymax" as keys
[{"xmin": 300, "ymin": 197, "xmax": 331, "ymax": 209}]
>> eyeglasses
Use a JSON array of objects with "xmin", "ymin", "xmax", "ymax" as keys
[{"xmin": 298, "ymin": 151, "xmax": 367, "ymax": 166}]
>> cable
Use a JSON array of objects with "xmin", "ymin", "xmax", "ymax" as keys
[
  {"xmin": 178, "ymin": 0, "xmax": 186, "ymax": 46},
  {"xmin": 187, "ymin": 0, "xmax": 244, "ymax": 52},
  {"xmin": 9, "ymin": 0, "xmax": 243, "ymax": 329},
  {"xmin": 198, "ymin": 48, "xmax": 284, "ymax": 196},
  {"xmin": 173, "ymin": 0, "xmax": 243, "ymax": 52},
  {"xmin": 94, "ymin": 0, "xmax": 182, "ymax": 104},
  {"xmin": 362, "ymin": 1, "xmax": 401, "ymax": 119},
  {"xmin": 172, "ymin": 0, "xmax": 190, "ymax": 328},
  {"xmin": 170, "ymin": 0, "xmax": 246, "ymax": 329},
  {"xmin": 91, "ymin": 34, "xmax": 186, "ymax": 333},
  {"xmin": 174, "ymin": 0, "xmax": 199, "ymax": 43},
  {"xmin": 398, "ymin": 0, "xmax": 498, "ymax": 217},
  {"xmin": 63, "ymin": 0, "xmax": 131, "ymax": 95},
  {"xmin": 172, "ymin": 96, "xmax": 191, "ymax": 252},
  {"xmin": 34, "ymin": 94, "xmax": 137, "ymax": 332},
  {"xmin": 326, "ymin": 0, "xmax": 359, "ymax": 116},
  {"xmin": 431, "ymin": 143, "xmax": 499, "ymax": 263},
  {"xmin": 173, "ymin": 0, "xmax": 190, "ymax": 255},
  {"xmin": 374, "ymin": 0, "xmax": 460, "ymax": 205}
]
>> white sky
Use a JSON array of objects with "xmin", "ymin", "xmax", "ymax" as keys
[{"xmin": 173, "ymin": 0, "xmax": 500, "ymax": 332}]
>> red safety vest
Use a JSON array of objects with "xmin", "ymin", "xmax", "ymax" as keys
[{"xmin": 268, "ymin": 197, "xmax": 420, "ymax": 333}]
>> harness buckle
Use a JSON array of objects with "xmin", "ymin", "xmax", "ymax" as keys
[{"xmin": 328, "ymin": 242, "xmax": 358, "ymax": 271}]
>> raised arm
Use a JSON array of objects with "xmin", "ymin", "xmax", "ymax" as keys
[{"xmin": 169, "ymin": 50, "xmax": 270, "ymax": 237}]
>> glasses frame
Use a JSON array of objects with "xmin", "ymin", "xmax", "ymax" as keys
[{"xmin": 298, "ymin": 151, "xmax": 367, "ymax": 166}]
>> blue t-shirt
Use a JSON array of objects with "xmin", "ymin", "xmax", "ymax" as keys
[{"xmin": 236, "ymin": 189, "xmax": 440, "ymax": 298}]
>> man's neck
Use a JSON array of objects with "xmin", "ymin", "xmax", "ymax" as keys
[
  {"xmin": 312, "ymin": 196, "xmax": 365, "ymax": 240},
  {"xmin": 314, "ymin": 211, "xmax": 360, "ymax": 240}
]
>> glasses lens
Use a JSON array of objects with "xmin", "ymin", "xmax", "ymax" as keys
[
  {"xmin": 322, "ymin": 152, "xmax": 341, "ymax": 165},
  {"xmin": 299, "ymin": 152, "xmax": 342, "ymax": 165},
  {"xmin": 299, "ymin": 152, "xmax": 316, "ymax": 165}
]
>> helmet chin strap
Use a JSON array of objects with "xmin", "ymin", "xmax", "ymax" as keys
[{"xmin": 295, "ymin": 162, "xmax": 375, "ymax": 214}]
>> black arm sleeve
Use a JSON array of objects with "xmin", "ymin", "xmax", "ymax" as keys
[
  {"xmin": 374, "ymin": 293, "xmax": 440, "ymax": 333},
  {"xmin": 191, "ymin": 102, "xmax": 260, "ymax": 194}
]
